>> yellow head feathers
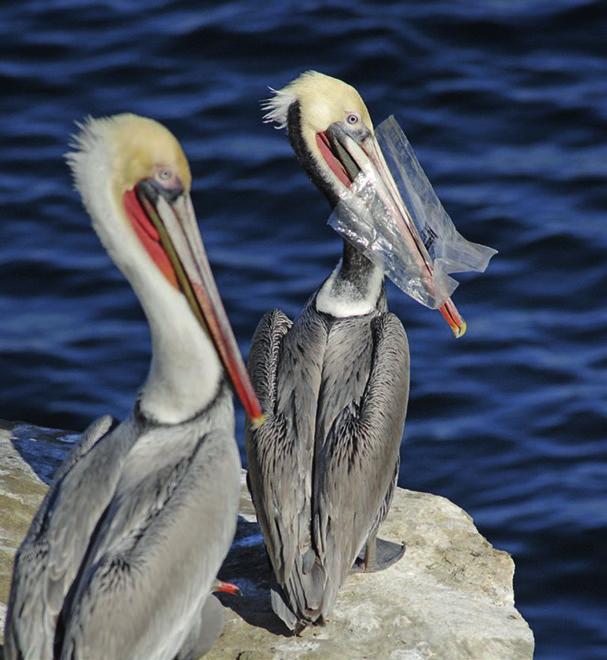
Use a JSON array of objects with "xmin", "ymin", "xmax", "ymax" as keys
[
  {"xmin": 68, "ymin": 113, "xmax": 192, "ymax": 195},
  {"xmin": 262, "ymin": 71, "xmax": 373, "ymax": 133}
]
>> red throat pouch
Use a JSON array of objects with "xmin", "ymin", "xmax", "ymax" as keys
[{"xmin": 123, "ymin": 188, "xmax": 178, "ymax": 288}]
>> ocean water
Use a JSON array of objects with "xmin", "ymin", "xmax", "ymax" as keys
[{"xmin": 0, "ymin": 1, "xmax": 605, "ymax": 657}]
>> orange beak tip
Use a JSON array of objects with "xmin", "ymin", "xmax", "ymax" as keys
[
  {"xmin": 452, "ymin": 319, "xmax": 467, "ymax": 339},
  {"xmin": 215, "ymin": 580, "xmax": 242, "ymax": 596},
  {"xmin": 250, "ymin": 413, "xmax": 267, "ymax": 430}
]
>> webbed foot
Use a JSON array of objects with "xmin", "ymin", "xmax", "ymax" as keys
[{"xmin": 352, "ymin": 538, "xmax": 405, "ymax": 573}]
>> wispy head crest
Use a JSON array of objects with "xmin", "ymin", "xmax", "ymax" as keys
[
  {"xmin": 261, "ymin": 86, "xmax": 297, "ymax": 130},
  {"xmin": 65, "ymin": 115, "xmax": 113, "ymax": 189},
  {"xmin": 261, "ymin": 71, "xmax": 346, "ymax": 130}
]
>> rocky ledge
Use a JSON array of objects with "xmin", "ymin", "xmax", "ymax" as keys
[{"xmin": 0, "ymin": 420, "xmax": 534, "ymax": 659}]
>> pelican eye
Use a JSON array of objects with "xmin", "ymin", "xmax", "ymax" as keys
[
  {"xmin": 346, "ymin": 113, "xmax": 360, "ymax": 125},
  {"xmin": 156, "ymin": 168, "xmax": 173, "ymax": 183}
]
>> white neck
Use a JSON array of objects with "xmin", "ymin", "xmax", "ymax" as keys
[
  {"xmin": 316, "ymin": 258, "xmax": 384, "ymax": 318},
  {"xmin": 75, "ymin": 151, "xmax": 222, "ymax": 424},
  {"xmin": 139, "ymin": 287, "xmax": 223, "ymax": 424},
  {"xmin": 112, "ymin": 207, "xmax": 223, "ymax": 425}
]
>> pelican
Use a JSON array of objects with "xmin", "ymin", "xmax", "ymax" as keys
[
  {"xmin": 245, "ymin": 72, "xmax": 466, "ymax": 631},
  {"xmin": 4, "ymin": 114, "xmax": 263, "ymax": 659}
]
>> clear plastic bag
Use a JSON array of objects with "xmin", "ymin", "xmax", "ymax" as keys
[{"xmin": 328, "ymin": 115, "xmax": 497, "ymax": 309}]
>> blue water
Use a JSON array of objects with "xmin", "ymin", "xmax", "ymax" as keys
[{"xmin": 0, "ymin": 1, "xmax": 605, "ymax": 657}]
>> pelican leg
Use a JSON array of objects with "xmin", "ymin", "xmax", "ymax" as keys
[{"xmin": 352, "ymin": 533, "xmax": 405, "ymax": 573}]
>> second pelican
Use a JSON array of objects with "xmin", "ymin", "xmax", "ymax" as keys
[{"xmin": 246, "ymin": 72, "xmax": 465, "ymax": 631}]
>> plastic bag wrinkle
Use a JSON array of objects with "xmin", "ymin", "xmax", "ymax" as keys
[{"xmin": 328, "ymin": 116, "xmax": 496, "ymax": 309}]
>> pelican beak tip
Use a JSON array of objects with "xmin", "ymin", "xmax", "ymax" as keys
[{"xmin": 452, "ymin": 319, "xmax": 467, "ymax": 339}]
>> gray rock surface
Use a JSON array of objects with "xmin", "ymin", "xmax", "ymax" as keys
[{"xmin": 0, "ymin": 421, "xmax": 534, "ymax": 659}]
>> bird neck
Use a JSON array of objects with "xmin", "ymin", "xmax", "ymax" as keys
[
  {"xmin": 286, "ymin": 101, "xmax": 384, "ymax": 317},
  {"xmin": 80, "ymin": 162, "xmax": 224, "ymax": 425},
  {"xmin": 316, "ymin": 240, "xmax": 384, "ymax": 318},
  {"xmin": 108, "ymin": 242, "xmax": 224, "ymax": 425},
  {"xmin": 137, "ymin": 286, "xmax": 223, "ymax": 425},
  {"xmin": 288, "ymin": 101, "xmax": 341, "ymax": 208},
  {"xmin": 341, "ymin": 238, "xmax": 377, "ymax": 279}
]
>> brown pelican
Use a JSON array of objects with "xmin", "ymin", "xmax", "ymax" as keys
[
  {"xmin": 245, "ymin": 72, "xmax": 466, "ymax": 632},
  {"xmin": 4, "ymin": 114, "xmax": 263, "ymax": 659}
]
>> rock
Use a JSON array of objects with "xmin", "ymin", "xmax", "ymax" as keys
[
  {"xmin": 0, "ymin": 421, "xmax": 534, "ymax": 659},
  {"xmin": 0, "ymin": 424, "xmax": 47, "ymax": 608}
]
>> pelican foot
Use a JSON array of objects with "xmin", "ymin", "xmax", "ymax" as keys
[{"xmin": 352, "ymin": 538, "xmax": 405, "ymax": 573}]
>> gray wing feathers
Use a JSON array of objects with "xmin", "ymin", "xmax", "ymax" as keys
[
  {"xmin": 248, "ymin": 308, "xmax": 408, "ymax": 628},
  {"xmin": 245, "ymin": 309, "xmax": 292, "ymax": 575},
  {"xmin": 313, "ymin": 313, "xmax": 409, "ymax": 614},
  {"xmin": 246, "ymin": 307, "xmax": 329, "ymax": 626},
  {"xmin": 370, "ymin": 456, "xmax": 400, "ymax": 538},
  {"xmin": 247, "ymin": 309, "xmax": 293, "ymax": 412},
  {"xmin": 61, "ymin": 429, "xmax": 240, "ymax": 660},
  {"xmin": 175, "ymin": 594, "xmax": 225, "ymax": 660},
  {"xmin": 51, "ymin": 415, "xmax": 114, "ymax": 483},
  {"xmin": 4, "ymin": 415, "xmax": 123, "ymax": 660}
]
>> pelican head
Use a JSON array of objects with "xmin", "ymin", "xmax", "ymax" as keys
[
  {"xmin": 67, "ymin": 114, "xmax": 263, "ymax": 424},
  {"xmin": 263, "ymin": 71, "xmax": 466, "ymax": 338},
  {"xmin": 263, "ymin": 72, "xmax": 373, "ymax": 204}
]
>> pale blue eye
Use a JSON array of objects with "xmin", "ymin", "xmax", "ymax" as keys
[
  {"xmin": 156, "ymin": 168, "xmax": 172, "ymax": 182},
  {"xmin": 346, "ymin": 113, "xmax": 359, "ymax": 125}
]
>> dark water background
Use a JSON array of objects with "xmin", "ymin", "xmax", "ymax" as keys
[{"xmin": 1, "ymin": 1, "xmax": 605, "ymax": 657}]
